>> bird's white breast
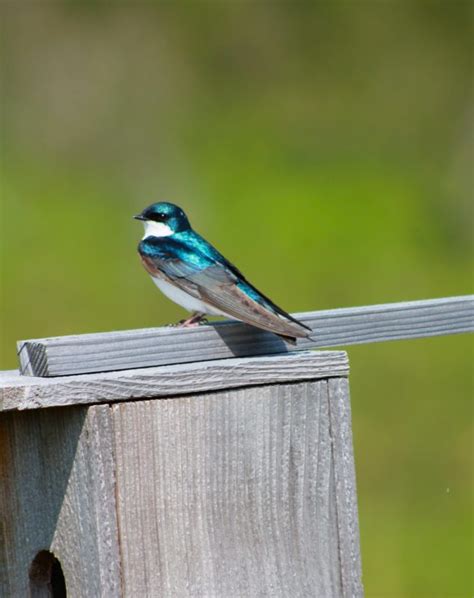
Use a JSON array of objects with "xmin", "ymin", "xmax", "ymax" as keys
[
  {"xmin": 151, "ymin": 276, "xmax": 227, "ymax": 317},
  {"xmin": 142, "ymin": 221, "xmax": 173, "ymax": 239}
]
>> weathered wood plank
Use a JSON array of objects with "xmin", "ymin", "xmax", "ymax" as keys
[
  {"xmin": 111, "ymin": 380, "xmax": 362, "ymax": 597},
  {"xmin": 0, "ymin": 405, "xmax": 120, "ymax": 596},
  {"xmin": 329, "ymin": 377, "xmax": 363, "ymax": 597},
  {"xmin": 0, "ymin": 350, "xmax": 348, "ymax": 412},
  {"xmin": 17, "ymin": 295, "xmax": 474, "ymax": 376}
]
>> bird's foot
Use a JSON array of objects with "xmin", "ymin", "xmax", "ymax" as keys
[{"xmin": 168, "ymin": 312, "xmax": 208, "ymax": 328}]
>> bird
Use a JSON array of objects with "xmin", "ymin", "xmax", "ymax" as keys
[{"xmin": 134, "ymin": 202, "xmax": 312, "ymax": 344}]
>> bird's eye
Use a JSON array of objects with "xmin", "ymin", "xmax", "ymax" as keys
[{"xmin": 156, "ymin": 213, "xmax": 167, "ymax": 221}]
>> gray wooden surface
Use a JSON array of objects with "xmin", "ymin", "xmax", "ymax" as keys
[
  {"xmin": 329, "ymin": 378, "xmax": 361, "ymax": 596},
  {"xmin": 0, "ymin": 360, "xmax": 362, "ymax": 597},
  {"xmin": 0, "ymin": 350, "xmax": 348, "ymax": 412},
  {"xmin": 17, "ymin": 295, "xmax": 473, "ymax": 376},
  {"xmin": 111, "ymin": 379, "xmax": 362, "ymax": 597},
  {"xmin": 0, "ymin": 405, "xmax": 120, "ymax": 597}
]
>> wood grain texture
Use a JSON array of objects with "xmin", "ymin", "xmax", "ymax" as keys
[
  {"xmin": 0, "ymin": 405, "xmax": 120, "ymax": 597},
  {"xmin": 0, "ymin": 350, "xmax": 348, "ymax": 412},
  {"xmin": 111, "ymin": 380, "xmax": 362, "ymax": 597},
  {"xmin": 16, "ymin": 295, "xmax": 473, "ymax": 377},
  {"xmin": 328, "ymin": 378, "xmax": 363, "ymax": 597}
]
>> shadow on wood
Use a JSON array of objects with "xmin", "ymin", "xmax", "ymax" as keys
[
  {"xmin": 211, "ymin": 320, "xmax": 290, "ymax": 357},
  {"xmin": 0, "ymin": 407, "xmax": 120, "ymax": 596}
]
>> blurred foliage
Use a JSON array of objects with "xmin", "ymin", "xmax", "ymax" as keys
[{"xmin": 1, "ymin": 2, "xmax": 473, "ymax": 595}]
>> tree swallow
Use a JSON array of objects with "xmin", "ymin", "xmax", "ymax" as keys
[{"xmin": 134, "ymin": 202, "xmax": 312, "ymax": 344}]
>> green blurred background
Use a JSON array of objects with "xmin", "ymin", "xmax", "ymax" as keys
[{"xmin": 1, "ymin": 2, "xmax": 472, "ymax": 595}]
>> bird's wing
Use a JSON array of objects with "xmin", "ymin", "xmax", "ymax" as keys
[
  {"xmin": 139, "ymin": 235, "xmax": 311, "ymax": 339},
  {"xmin": 197, "ymin": 277, "xmax": 311, "ymax": 339},
  {"xmin": 186, "ymin": 232, "xmax": 312, "ymax": 333}
]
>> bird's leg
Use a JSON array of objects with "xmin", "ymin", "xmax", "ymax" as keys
[{"xmin": 174, "ymin": 312, "xmax": 208, "ymax": 328}]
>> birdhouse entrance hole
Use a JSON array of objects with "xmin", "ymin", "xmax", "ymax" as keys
[{"xmin": 29, "ymin": 550, "xmax": 67, "ymax": 597}]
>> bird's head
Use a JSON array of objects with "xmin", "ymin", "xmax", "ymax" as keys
[{"xmin": 134, "ymin": 202, "xmax": 191, "ymax": 237}]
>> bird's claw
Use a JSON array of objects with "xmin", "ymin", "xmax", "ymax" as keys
[{"xmin": 167, "ymin": 314, "xmax": 208, "ymax": 328}]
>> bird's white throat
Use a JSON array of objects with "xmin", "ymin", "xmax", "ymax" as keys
[{"xmin": 142, "ymin": 220, "xmax": 173, "ymax": 239}]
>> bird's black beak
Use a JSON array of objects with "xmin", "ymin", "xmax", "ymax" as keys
[{"xmin": 134, "ymin": 214, "xmax": 146, "ymax": 221}]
